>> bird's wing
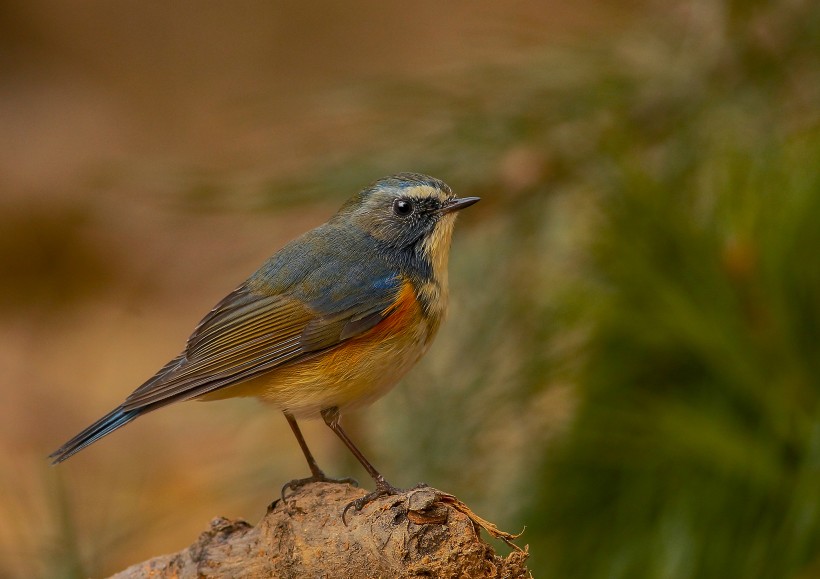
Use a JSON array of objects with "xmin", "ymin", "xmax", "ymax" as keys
[{"xmin": 121, "ymin": 276, "xmax": 401, "ymax": 412}]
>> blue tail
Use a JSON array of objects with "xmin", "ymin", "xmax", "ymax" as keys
[{"xmin": 49, "ymin": 407, "xmax": 140, "ymax": 464}]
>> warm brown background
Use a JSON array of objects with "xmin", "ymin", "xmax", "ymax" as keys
[{"xmin": 0, "ymin": 1, "xmax": 627, "ymax": 576}]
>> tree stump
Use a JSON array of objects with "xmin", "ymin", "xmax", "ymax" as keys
[{"xmin": 110, "ymin": 482, "xmax": 530, "ymax": 578}]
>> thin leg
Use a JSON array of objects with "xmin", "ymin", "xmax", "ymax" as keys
[
  {"xmin": 281, "ymin": 412, "xmax": 357, "ymax": 501},
  {"xmin": 321, "ymin": 407, "xmax": 414, "ymax": 522},
  {"xmin": 286, "ymin": 412, "xmax": 325, "ymax": 478}
]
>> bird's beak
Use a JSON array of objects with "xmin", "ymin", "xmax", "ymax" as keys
[{"xmin": 440, "ymin": 196, "xmax": 481, "ymax": 214}]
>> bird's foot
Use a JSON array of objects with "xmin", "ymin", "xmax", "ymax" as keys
[
  {"xmin": 342, "ymin": 479, "xmax": 428, "ymax": 525},
  {"xmin": 281, "ymin": 472, "xmax": 358, "ymax": 502}
]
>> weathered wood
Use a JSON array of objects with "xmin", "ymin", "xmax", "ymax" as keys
[{"xmin": 110, "ymin": 482, "xmax": 530, "ymax": 578}]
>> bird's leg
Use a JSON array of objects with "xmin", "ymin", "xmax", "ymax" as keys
[
  {"xmin": 281, "ymin": 412, "xmax": 357, "ymax": 501},
  {"xmin": 320, "ymin": 407, "xmax": 409, "ymax": 523}
]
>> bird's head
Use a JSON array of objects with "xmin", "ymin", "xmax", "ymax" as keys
[{"xmin": 337, "ymin": 174, "xmax": 480, "ymax": 265}]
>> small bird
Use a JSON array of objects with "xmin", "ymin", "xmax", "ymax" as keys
[{"xmin": 50, "ymin": 173, "xmax": 479, "ymax": 515}]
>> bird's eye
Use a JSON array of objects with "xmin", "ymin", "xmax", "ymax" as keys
[{"xmin": 393, "ymin": 198, "xmax": 414, "ymax": 217}]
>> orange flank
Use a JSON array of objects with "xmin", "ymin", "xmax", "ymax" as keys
[
  {"xmin": 202, "ymin": 278, "xmax": 436, "ymax": 418},
  {"xmin": 369, "ymin": 278, "xmax": 422, "ymax": 338}
]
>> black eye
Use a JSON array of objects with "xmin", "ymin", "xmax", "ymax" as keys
[{"xmin": 393, "ymin": 198, "xmax": 414, "ymax": 217}]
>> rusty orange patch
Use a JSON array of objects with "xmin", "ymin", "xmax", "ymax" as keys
[{"xmin": 370, "ymin": 279, "xmax": 421, "ymax": 337}]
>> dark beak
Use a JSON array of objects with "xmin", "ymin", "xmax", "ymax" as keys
[{"xmin": 440, "ymin": 196, "xmax": 481, "ymax": 214}]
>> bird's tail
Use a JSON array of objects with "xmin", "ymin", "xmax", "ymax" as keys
[{"xmin": 49, "ymin": 406, "xmax": 140, "ymax": 464}]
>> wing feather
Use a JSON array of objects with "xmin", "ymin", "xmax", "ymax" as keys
[{"xmin": 120, "ymin": 275, "xmax": 402, "ymax": 412}]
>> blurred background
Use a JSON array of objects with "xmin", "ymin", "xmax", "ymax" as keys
[{"xmin": 1, "ymin": 0, "xmax": 819, "ymax": 577}]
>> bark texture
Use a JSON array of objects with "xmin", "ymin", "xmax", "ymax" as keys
[{"xmin": 110, "ymin": 482, "xmax": 530, "ymax": 578}]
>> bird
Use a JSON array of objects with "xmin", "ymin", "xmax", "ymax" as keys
[{"xmin": 50, "ymin": 173, "xmax": 479, "ymax": 516}]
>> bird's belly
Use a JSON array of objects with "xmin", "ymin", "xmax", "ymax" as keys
[
  {"xmin": 200, "ymin": 298, "xmax": 434, "ymax": 418},
  {"xmin": 258, "ymin": 324, "xmax": 429, "ymax": 417}
]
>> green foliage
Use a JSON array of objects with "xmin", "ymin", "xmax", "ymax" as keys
[
  {"xmin": 533, "ymin": 136, "xmax": 820, "ymax": 578},
  {"xmin": 523, "ymin": 2, "xmax": 820, "ymax": 574}
]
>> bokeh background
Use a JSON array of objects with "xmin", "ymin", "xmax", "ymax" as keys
[{"xmin": 2, "ymin": 1, "xmax": 819, "ymax": 577}]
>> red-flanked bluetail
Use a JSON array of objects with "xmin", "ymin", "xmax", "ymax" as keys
[{"xmin": 50, "ymin": 173, "xmax": 479, "ymax": 516}]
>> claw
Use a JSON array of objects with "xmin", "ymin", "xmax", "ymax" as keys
[{"xmin": 341, "ymin": 478, "xmax": 402, "ymax": 526}]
